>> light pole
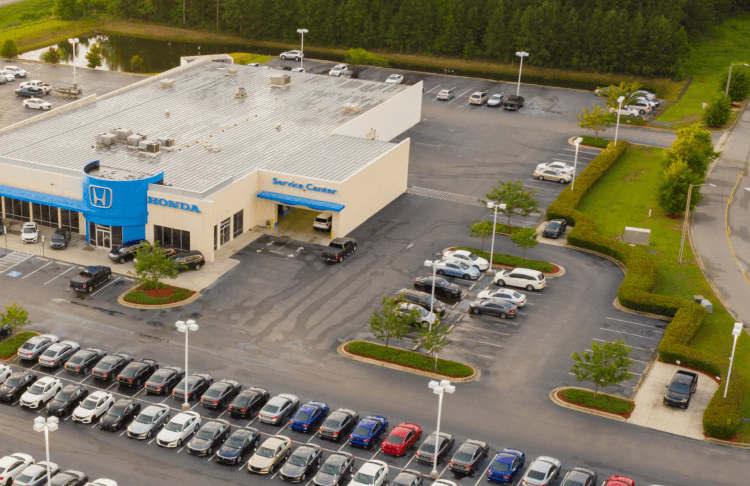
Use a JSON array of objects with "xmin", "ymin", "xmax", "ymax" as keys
[
  {"xmin": 613, "ymin": 95, "xmax": 625, "ymax": 146},
  {"xmin": 296, "ymin": 29, "xmax": 308, "ymax": 69},
  {"xmin": 515, "ymin": 51, "xmax": 528, "ymax": 96},
  {"xmin": 33, "ymin": 416, "xmax": 58, "ymax": 486},
  {"xmin": 725, "ymin": 63, "xmax": 749, "ymax": 99},
  {"xmin": 424, "ymin": 260, "xmax": 438, "ymax": 332},
  {"xmin": 427, "ymin": 379, "xmax": 455, "ymax": 479},
  {"xmin": 176, "ymin": 319, "xmax": 199, "ymax": 412},
  {"xmin": 486, "ymin": 202, "xmax": 506, "ymax": 275},
  {"xmin": 68, "ymin": 38, "xmax": 79, "ymax": 88},
  {"xmin": 571, "ymin": 137, "xmax": 583, "ymax": 190},
  {"xmin": 724, "ymin": 322, "xmax": 744, "ymax": 398},
  {"xmin": 678, "ymin": 183, "xmax": 716, "ymax": 263}
]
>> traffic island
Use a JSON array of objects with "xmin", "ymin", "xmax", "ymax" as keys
[
  {"xmin": 0, "ymin": 331, "xmax": 38, "ymax": 362},
  {"xmin": 118, "ymin": 283, "xmax": 201, "ymax": 309},
  {"xmin": 550, "ymin": 386, "xmax": 635, "ymax": 422},
  {"xmin": 338, "ymin": 341, "xmax": 479, "ymax": 382},
  {"xmin": 444, "ymin": 247, "xmax": 564, "ymax": 277}
]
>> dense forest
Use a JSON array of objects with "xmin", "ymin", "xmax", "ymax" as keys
[{"xmin": 61, "ymin": 0, "xmax": 750, "ymax": 76}]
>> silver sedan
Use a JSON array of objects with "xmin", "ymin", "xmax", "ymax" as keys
[{"xmin": 127, "ymin": 404, "xmax": 171, "ymax": 439}]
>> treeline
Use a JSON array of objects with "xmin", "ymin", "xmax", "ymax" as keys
[{"xmin": 59, "ymin": 0, "xmax": 750, "ymax": 76}]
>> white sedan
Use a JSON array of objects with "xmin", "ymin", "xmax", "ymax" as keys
[
  {"xmin": 22, "ymin": 98, "xmax": 51, "ymax": 111},
  {"xmin": 20, "ymin": 377, "xmax": 62, "ymax": 409},
  {"xmin": 72, "ymin": 391, "xmax": 114, "ymax": 423},
  {"xmin": 350, "ymin": 460, "xmax": 388, "ymax": 486},
  {"xmin": 329, "ymin": 64, "xmax": 348, "ymax": 76},
  {"xmin": 443, "ymin": 250, "xmax": 489, "ymax": 271},
  {"xmin": 13, "ymin": 462, "xmax": 59, "ymax": 486},
  {"xmin": 0, "ymin": 452, "xmax": 34, "ymax": 485},
  {"xmin": 536, "ymin": 161, "xmax": 574, "ymax": 175},
  {"xmin": 609, "ymin": 105, "xmax": 639, "ymax": 117},
  {"xmin": 437, "ymin": 89, "xmax": 455, "ymax": 101},
  {"xmin": 84, "ymin": 480, "xmax": 118, "ymax": 486},
  {"xmin": 385, "ymin": 74, "xmax": 404, "ymax": 85},
  {"xmin": 487, "ymin": 94, "xmax": 505, "ymax": 107},
  {"xmin": 477, "ymin": 288, "xmax": 527, "ymax": 307},
  {"xmin": 0, "ymin": 364, "xmax": 11, "ymax": 385},
  {"xmin": 156, "ymin": 411, "xmax": 201, "ymax": 448}
]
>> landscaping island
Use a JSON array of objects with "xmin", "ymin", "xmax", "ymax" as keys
[
  {"xmin": 557, "ymin": 388, "xmax": 635, "ymax": 418},
  {"xmin": 123, "ymin": 283, "xmax": 195, "ymax": 306},
  {"xmin": 0, "ymin": 331, "xmax": 38, "ymax": 360},
  {"xmin": 344, "ymin": 341, "xmax": 474, "ymax": 379},
  {"xmin": 453, "ymin": 247, "xmax": 555, "ymax": 273}
]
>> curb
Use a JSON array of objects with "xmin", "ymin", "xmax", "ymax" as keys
[
  {"xmin": 117, "ymin": 286, "xmax": 202, "ymax": 309},
  {"xmin": 549, "ymin": 387, "xmax": 628, "ymax": 422},
  {"xmin": 704, "ymin": 437, "xmax": 750, "ymax": 450},
  {"xmin": 337, "ymin": 341, "xmax": 480, "ymax": 383}
]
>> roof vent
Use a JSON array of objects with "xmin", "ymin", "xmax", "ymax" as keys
[
  {"xmin": 139, "ymin": 141, "xmax": 161, "ymax": 154},
  {"xmin": 225, "ymin": 68, "xmax": 237, "ymax": 76},
  {"xmin": 235, "ymin": 87, "xmax": 246, "ymax": 98},
  {"xmin": 157, "ymin": 138, "xmax": 175, "ymax": 148},
  {"xmin": 276, "ymin": 124, "xmax": 281, "ymax": 132},
  {"xmin": 160, "ymin": 78, "xmax": 175, "ymax": 89},
  {"xmin": 165, "ymin": 110, "xmax": 170, "ymax": 117},
  {"xmin": 95, "ymin": 133, "xmax": 116, "ymax": 146},
  {"xmin": 217, "ymin": 61, "xmax": 226, "ymax": 70},
  {"xmin": 110, "ymin": 128, "xmax": 132, "ymax": 142},
  {"xmin": 127, "ymin": 133, "xmax": 147, "ymax": 148},
  {"xmin": 270, "ymin": 74, "xmax": 291, "ymax": 88},
  {"xmin": 343, "ymin": 103, "xmax": 360, "ymax": 114}
]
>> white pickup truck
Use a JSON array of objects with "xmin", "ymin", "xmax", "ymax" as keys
[{"xmin": 19, "ymin": 80, "xmax": 52, "ymax": 94}]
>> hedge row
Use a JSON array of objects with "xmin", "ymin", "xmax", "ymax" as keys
[
  {"xmin": 546, "ymin": 140, "xmax": 739, "ymax": 439},
  {"xmin": 560, "ymin": 388, "xmax": 634, "ymax": 415},
  {"xmin": 0, "ymin": 331, "xmax": 37, "ymax": 359},
  {"xmin": 579, "ymin": 135, "xmax": 611, "ymax": 148},
  {"xmin": 456, "ymin": 247, "xmax": 554, "ymax": 273}
]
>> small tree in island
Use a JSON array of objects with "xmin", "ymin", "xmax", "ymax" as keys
[
  {"xmin": 510, "ymin": 227, "xmax": 538, "ymax": 259},
  {"xmin": 1, "ymin": 303, "xmax": 31, "ymax": 333},
  {"xmin": 415, "ymin": 321, "xmax": 452, "ymax": 371},
  {"xmin": 577, "ymin": 104, "xmax": 612, "ymax": 140},
  {"xmin": 481, "ymin": 180, "xmax": 542, "ymax": 229},
  {"xmin": 470, "ymin": 219, "xmax": 493, "ymax": 252},
  {"xmin": 369, "ymin": 295, "xmax": 417, "ymax": 352},
  {"xmin": 131, "ymin": 241, "xmax": 183, "ymax": 290},
  {"xmin": 569, "ymin": 339, "xmax": 634, "ymax": 398}
]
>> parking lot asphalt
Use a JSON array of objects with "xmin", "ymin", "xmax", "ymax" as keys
[{"xmin": 0, "ymin": 60, "xmax": 147, "ymax": 128}]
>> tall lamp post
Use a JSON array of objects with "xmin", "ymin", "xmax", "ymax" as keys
[
  {"xmin": 613, "ymin": 95, "xmax": 625, "ymax": 146},
  {"xmin": 571, "ymin": 137, "xmax": 583, "ymax": 190},
  {"xmin": 423, "ymin": 260, "xmax": 439, "ymax": 332},
  {"xmin": 68, "ymin": 38, "xmax": 79, "ymax": 88},
  {"xmin": 678, "ymin": 183, "xmax": 716, "ymax": 263},
  {"xmin": 427, "ymin": 380, "xmax": 455, "ymax": 479},
  {"xmin": 724, "ymin": 322, "xmax": 744, "ymax": 398},
  {"xmin": 176, "ymin": 319, "xmax": 199, "ymax": 412},
  {"xmin": 486, "ymin": 202, "xmax": 506, "ymax": 275},
  {"xmin": 33, "ymin": 416, "xmax": 58, "ymax": 486},
  {"xmin": 515, "ymin": 51, "xmax": 528, "ymax": 96},
  {"xmin": 296, "ymin": 29, "xmax": 308, "ymax": 69},
  {"xmin": 725, "ymin": 63, "xmax": 749, "ymax": 99}
]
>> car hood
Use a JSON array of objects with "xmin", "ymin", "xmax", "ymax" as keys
[
  {"xmin": 189, "ymin": 437, "xmax": 213, "ymax": 450},
  {"xmin": 665, "ymin": 390, "xmax": 688, "ymax": 401},
  {"xmin": 314, "ymin": 473, "xmax": 339, "ymax": 486},
  {"xmin": 249, "ymin": 454, "xmax": 275, "ymax": 468},
  {"xmin": 157, "ymin": 430, "xmax": 182, "ymax": 441},
  {"xmin": 218, "ymin": 445, "xmax": 242, "ymax": 458},
  {"xmin": 128, "ymin": 422, "xmax": 153, "ymax": 434},
  {"xmin": 73, "ymin": 407, "xmax": 98, "ymax": 418},
  {"xmin": 47, "ymin": 399, "xmax": 68, "ymax": 410},
  {"xmin": 100, "ymin": 414, "xmax": 123, "ymax": 426},
  {"xmin": 20, "ymin": 391, "xmax": 42, "ymax": 402},
  {"xmin": 282, "ymin": 464, "xmax": 308, "ymax": 477}
]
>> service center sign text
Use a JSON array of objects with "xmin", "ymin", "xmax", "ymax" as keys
[
  {"xmin": 148, "ymin": 196, "xmax": 201, "ymax": 213},
  {"xmin": 272, "ymin": 177, "xmax": 337, "ymax": 194}
]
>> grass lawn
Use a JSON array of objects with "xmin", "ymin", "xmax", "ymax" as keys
[
  {"xmin": 456, "ymin": 246, "xmax": 553, "ymax": 273},
  {"xmin": 0, "ymin": 331, "xmax": 38, "ymax": 359},
  {"xmin": 346, "ymin": 341, "xmax": 474, "ymax": 378},
  {"xmin": 0, "ymin": 0, "xmax": 54, "ymax": 30},
  {"xmin": 560, "ymin": 388, "xmax": 634, "ymax": 415},
  {"xmin": 123, "ymin": 283, "xmax": 195, "ymax": 305},
  {"xmin": 577, "ymin": 145, "xmax": 750, "ymax": 441}
]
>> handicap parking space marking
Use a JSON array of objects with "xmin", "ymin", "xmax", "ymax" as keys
[
  {"xmin": 599, "ymin": 328, "xmax": 662, "ymax": 341},
  {"xmin": 21, "ymin": 261, "xmax": 53, "ymax": 279}
]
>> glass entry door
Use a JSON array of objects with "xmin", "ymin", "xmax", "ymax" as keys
[
  {"xmin": 89, "ymin": 223, "xmax": 111, "ymax": 248},
  {"xmin": 220, "ymin": 218, "xmax": 231, "ymax": 245}
]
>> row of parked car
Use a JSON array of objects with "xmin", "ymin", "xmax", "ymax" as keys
[
  {"xmin": 0, "ymin": 452, "xmax": 117, "ymax": 486},
  {"xmin": 436, "ymin": 90, "xmax": 525, "ymax": 111}
]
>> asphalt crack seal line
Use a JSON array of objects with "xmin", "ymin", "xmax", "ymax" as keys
[{"xmin": 725, "ymin": 170, "xmax": 750, "ymax": 287}]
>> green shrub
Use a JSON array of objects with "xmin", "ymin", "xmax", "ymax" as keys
[
  {"xmin": 560, "ymin": 388, "xmax": 634, "ymax": 414},
  {"xmin": 123, "ymin": 284, "xmax": 194, "ymax": 305},
  {"xmin": 346, "ymin": 341, "xmax": 473, "ymax": 377},
  {"xmin": 344, "ymin": 48, "xmax": 389, "ymax": 68},
  {"xmin": 1, "ymin": 40, "xmax": 18, "ymax": 58},
  {"xmin": 702, "ymin": 96, "xmax": 731, "ymax": 127},
  {"xmin": 703, "ymin": 377, "xmax": 745, "ymax": 440},
  {"xmin": 579, "ymin": 135, "xmax": 612, "ymax": 148},
  {"xmin": 455, "ymin": 247, "xmax": 554, "ymax": 273},
  {"xmin": 720, "ymin": 67, "xmax": 750, "ymax": 103},
  {"xmin": 0, "ymin": 331, "xmax": 37, "ymax": 358}
]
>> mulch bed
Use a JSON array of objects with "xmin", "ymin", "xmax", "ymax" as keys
[
  {"xmin": 556, "ymin": 390, "xmax": 636, "ymax": 419},
  {"xmin": 344, "ymin": 343, "xmax": 471, "ymax": 379},
  {"xmin": 143, "ymin": 287, "xmax": 175, "ymax": 298}
]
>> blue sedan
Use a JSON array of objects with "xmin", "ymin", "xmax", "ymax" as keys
[
  {"xmin": 290, "ymin": 401, "xmax": 329, "ymax": 432},
  {"xmin": 436, "ymin": 260, "xmax": 480, "ymax": 280},
  {"xmin": 349, "ymin": 415, "xmax": 388, "ymax": 448},
  {"xmin": 487, "ymin": 448, "xmax": 525, "ymax": 483}
]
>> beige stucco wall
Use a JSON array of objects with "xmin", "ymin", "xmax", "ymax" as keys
[{"xmin": 0, "ymin": 163, "xmax": 82, "ymax": 200}]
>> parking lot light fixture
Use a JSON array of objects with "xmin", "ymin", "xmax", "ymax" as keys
[
  {"xmin": 486, "ymin": 201, "xmax": 507, "ymax": 275},
  {"xmin": 515, "ymin": 51, "xmax": 529, "ymax": 96},
  {"xmin": 424, "ymin": 260, "xmax": 438, "ymax": 330},
  {"xmin": 33, "ymin": 416, "xmax": 58, "ymax": 486},
  {"xmin": 614, "ymin": 96, "xmax": 625, "ymax": 145},
  {"xmin": 678, "ymin": 183, "xmax": 716, "ymax": 263},
  {"xmin": 428, "ymin": 379, "xmax": 455, "ymax": 479},
  {"xmin": 296, "ymin": 29, "xmax": 308, "ymax": 69},
  {"xmin": 725, "ymin": 63, "xmax": 750, "ymax": 99},
  {"xmin": 68, "ymin": 38, "xmax": 79, "ymax": 88},
  {"xmin": 725, "ymin": 323, "xmax": 744, "ymax": 398},
  {"xmin": 571, "ymin": 137, "xmax": 583, "ymax": 190},
  {"xmin": 176, "ymin": 319, "xmax": 199, "ymax": 411}
]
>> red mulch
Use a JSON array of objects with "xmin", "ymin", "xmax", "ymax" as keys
[
  {"xmin": 703, "ymin": 432, "xmax": 740, "ymax": 441},
  {"xmin": 664, "ymin": 213, "xmax": 682, "ymax": 219},
  {"xmin": 344, "ymin": 343, "xmax": 469, "ymax": 379},
  {"xmin": 143, "ymin": 287, "xmax": 175, "ymax": 298},
  {"xmin": 556, "ymin": 390, "xmax": 635, "ymax": 419},
  {"xmin": 656, "ymin": 357, "xmax": 722, "ymax": 384}
]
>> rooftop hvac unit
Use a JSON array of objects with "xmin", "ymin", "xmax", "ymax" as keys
[
  {"xmin": 270, "ymin": 74, "xmax": 291, "ymax": 87},
  {"xmin": 110, "ymin": 128, "xmax": 133, "ymax": 141},
  {"xmin": 235, "ymin": 87, "xmax": 246, "ymax": 98},
  {"xmin": 343, "ymin": 103, "xmax": 360, "ymax": 114},
  {"xmin": 138, "ymin": 141, "xmax": 161, "ymax": 153},
  {"xmin": 127, "ymin": 133, "xmax": 147, "ymax": 147},
  {"xmin": 95, "ymin": 133, "xmax": 116, "ymax": 146},
  {"xmin": 226, "ymin": 68, "xmax": 238, "ymax": 76},
  {"xmin": 157, "ymin": 138, "xmax": 175, "ymax": 147},
  {"xmin": 160, "ymin": 78, "xmax": 175, "ymax": 89}
]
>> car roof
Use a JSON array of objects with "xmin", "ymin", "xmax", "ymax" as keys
[
  {"xmin": 88, "ymin": 391, "xmax": 111, "ymax": 399},
  {"xmin": 230, "ymin": 427, "xmax": 258, "ymax": 437},
  {"xmin": 325, "ymin": 453, "xmax": 352, "ymax": 465},
  {"xmin": 36, "ymin": 376, "xmax": 59, "ymax": 385},
  {"xmin": 263, "ymin": 435, "xmax": 290, "ymax": 447},
  {"xmin": 142, "ymin": 404, "xmax": 170, "ymax": 414},
  {"xmin": 359, "ymin": 461, "xmax": 386, "ymax": 473},
  {"xmin": 173, "ymin": 411, "xmax": 200, "ymax": 423},
  {"xmin": 202, "ymin": 419, "xmax": 229, "ymax": 431}
]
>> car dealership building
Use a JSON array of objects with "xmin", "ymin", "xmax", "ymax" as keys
[{"xmin": 0, "ymin": 57, "xmax": 422, "ymax": 261}]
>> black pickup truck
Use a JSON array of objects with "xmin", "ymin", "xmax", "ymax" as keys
[
  {"xmin": 69, "ymin": 265, "xmax": 112, "ymax": 293},
  {"xmin": 321, "ymin": 238, "xmax": 357, "ymax": 263}
]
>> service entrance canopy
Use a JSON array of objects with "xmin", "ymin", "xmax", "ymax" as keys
[{"xmin": 257, "ymin": 191, "xmax": 345, "ymax": 212}]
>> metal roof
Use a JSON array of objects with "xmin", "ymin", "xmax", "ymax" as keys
[{"xmin": 0, "ymin": 61, "xmax": 408, "ymax": 194}]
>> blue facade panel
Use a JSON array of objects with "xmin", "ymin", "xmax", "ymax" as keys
[
  {"xmin": 257, "ymin": 191, "xmax": 345, "ymax": 212},
  {"xmin": 0, "ymin": 184, "xmax": 86, "ymax": 212}
]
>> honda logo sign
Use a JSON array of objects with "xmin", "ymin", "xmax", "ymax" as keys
[{"xmin": 89, "ymin": 185, "xmax": 112, "ymax": 208}]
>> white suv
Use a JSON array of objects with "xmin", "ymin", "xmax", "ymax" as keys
[
  {"xmin": 609, "ymin": 106, "xmax": 639, "ymax": 118},
  {"xmin": 21, "ymin": 222, "xmax": 39, "ymax": 243},
  {"xmin": 492, "ymin": 268, "xmax": 546, "ymax": 291},
  {"xmin": 4, "ymin": 66, "xmax": 27, "ymax": 77}
]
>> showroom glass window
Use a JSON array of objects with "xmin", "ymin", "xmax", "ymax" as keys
[
  {"xmin": 4, "ymin": 197, "xmax": 30, "ymax": 222},
  {"xmin": 233, "ymin": 210, "xmax": 244, "ymax": 238},
  {"xmin": 32, "ymin": 203, "xmax": 59, "ymax": 228},
  {"xmin": 60, "ymin": 210, "xmax": 79, "ymax": 233},
  {"xmin": 154, "ymin": 225, "xmax": 190, "ymax": 252}
]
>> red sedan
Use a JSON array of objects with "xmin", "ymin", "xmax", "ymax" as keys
[
  {"xmin": 603, "ymin": 476, "xmax": 635, "ymax": 486},
  {"xmin": 381, "ymin": 423, "xmax": 422, "ymax": 456}
]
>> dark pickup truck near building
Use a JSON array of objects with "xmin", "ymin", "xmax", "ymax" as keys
[
  {"xmin": 69, "ymin": 265, "xmax": 112, "ymax": 293},
  {"xmin": 321, "ymin": 238, "xmax": 357, "ymax": 263}
]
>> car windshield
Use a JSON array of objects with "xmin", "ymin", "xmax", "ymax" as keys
[
  {"xmin": 96, "ymin": 360, "xmax": 114, "ymax": 371},
  {"xmin": 513, "ymin": 292, "xmax": 523, "ymax": 298},
  {"xmin": 321, "ymin": 463, "xmax": 340, "ymax": 475},
  {"xmin": 56, "ymin": 390, "xmax": 75, "ymax": 401},
  {"xmin": 322, "ymin": 418, "xmax": 342, "ymax": 428},
  {"xmin": 109, "ymin": 404, "xmax": 128, "ymax": 417},
  {"xmin": 454, "ymin": 451, "xmax": 473, "ymax": 462},
  {"xmin": 353, "ymin": 426, "xmax": 371, "ymax": 436},
  {"xmin": 120, "ymin": 367, "xmax": 138, "ymax": 378},
  {"xmin": 353, "ymin": 473, "xmax": 374, "ymax": 485},
  {"xmin": 197, "ymin": 429, "xmax": 215, "ymax": 440},
  {"xmin": 527, "ymin": 469, "xmax": 547, "ymax": 480},
  {"xmin": 16, "ymin": 474, "xmax": 33, "ymax": 483},
  {"xmin": 52, "ymin": 235, "xmax": 64, "ymax": 241},
  {"xmin": 42, "ymin": 348, "xmax": 57, "ymax": 357},
  {"xmin": 256, "ymin": 446, "xmax": 275, "ymax": 458},
  {"xmin": 204, "ymin": 388, "xmax": 221, "ymax": 398},
  {"xmin": 29, "ymin": 383, "xmax": 45, "ymax": 394},
  {"xmin": 80, "ymin": 398, "xmax": 97, "ymax": 410},
  {"xmin": 294, "ymin": 411, "xmax": 312, "ymax": 422},
  {"xmin": 136, "ymin": 413, "xmax": 154, "ymax": 424},
  {"xmin": 176, "ymin": 377, "xmax": 198, "ymax": 391},
  {"xmin": 20, "ymin": 342, "xmax": 36, "ymax": 350},
  {"xmin": 225, "ymin": 436, "xmax": 246, "ymax": 448},
  {"xmin": 233, "ymin": 396, "xmax": 252, "ymax": 407},
  {"xmin": 315, "ymin": 218, "xmax": 328, "ymax": 223},
  {"xmin": 548, "ymin": 222, "xmax": 560, "ymax": 229},
  {"xmin": 23, "ymin": 227, "xmax": 34, "ymax": 233},
  {"xmin": 669, "ymin": 382, "xmax": 690, "ymax": 394},
  {"xmin": 263, "ymin": 404, "xmax": 280, "ymax": 413},
  {"xmin": 386, "ymin": 434, "xmax": 404, "ymax": 444},
  {"xmin": 4, "ymin": 376, "xmax": 23, "ymax": 387},
  {"xmin": 492, "ymin": 460, "xmax": 510, "ymax": 472},
  {"xmin": 420, "ymin": 442, "xmax": 436, "ymax": 454},
  {"xmin": 458, "ymin": 262, "xmax": 469, "ymax": 270},
  {"xmin": 67, "ymin": 355, "xmax": 84, "ymax": 365},
  {"xmin": 439, "ymin": 90, "xmax": 449, "ymax": 95},
  {"xmin": 166, "ymin": 421, "xmax": 184, "ymax": 432},
  {"xmin": 562, "ymin": 479, "xmax": 585, "ymax": 486},
  {"xmin": 149, "ymin": 374, "xmax": 166, "ymax": 384},
  {"xmin": 289, "ymin": 454, "xmax": 308, "ymax": 466}
]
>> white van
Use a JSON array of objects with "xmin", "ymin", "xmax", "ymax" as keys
[
  {"xmin": 313, "ymin": 213, "xmax": 333, "ymax": 231},
  {"xmin": 492, "ymin": 268, "xmax": 546, "ymax": 291}
]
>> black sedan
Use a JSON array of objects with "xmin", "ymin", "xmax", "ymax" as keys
[
  {"xmin": 664, "ymin": 370, "xmax": 699, "ymax": 409},
  {"xmin": 318, "ymin": 408, "xmax": 358, "ymax": 441},
  {"xmin": 392, "ymin": 469, "xmax": 423, "ymax": 486},
  {"xmin": 49, "ymin": 228, "xmax": 72, "ymax": 250},
  {"xmin": 413, "ymin": 277, "xmax": 462, "ymax": 300},
  {"xmin": 117, "ymin": 359, "xmax": 158, "ymax": 387},
  {"xmin": 542, "ymin": 219, "xmax": 567, "ymax": 239},
  {"xmin": 216, "ymin": 427, "xmax": 261, "ymax": 465},
  {"xmin": 99, "ymin": 398, "xmax": 142, "ymax": 431},
  {"xmin": 560, "ymin": 467, "xmax": 597, "ymax": 486},
  {"xmin": 468, "ymin": 298, "xmax": 517, "ymax": 319},
  {"xmin": 49, "ymin": 469, "xmax": 88, "ymax": 486},
  {"xmin": 187, "ymin": 419, "xmax": 231, "ymax": 456},
  {"xmin": 449, "ymin": 439, "xmax": 489, "ymax": 476},
  {"xmin": 415, "ymin": 432, "xmax": 455, "ymax": 464},
  {"xmin": 279, "ymin": 444, "xmax": 323, "ymax": 482},
  {"xmin": 64, "ymin": 348, "xmax": 107, "ymax": 374},
  {"xmin": 312, "ymin": 453, "xmax": 354, "ymax": 486},
  {"xmin": 0, "ymin": 323, "xmax": 12, "ymax": 339},
  {"xmin": 173, "ymin": 373, "xmax": 214, "ymax": 401},
  {"xmin": 0, "ymin": 371, "xmax": 37, "ymax": 402},
  {"xmin": 92, "ymin": 353, "xmax": 133, "ymax": 381},
  {"xmin": 46, "ymin": 384, "xmax": 88, "ymax": 416},
  {"xmin": 145, "ymin": 366, "xmax": 184, "ymax": 395},
  {"xmin": 201, "ymin": 379, "xmax": 241, "ymax": 409},
  {"xmin": 228, "ymin": 387, "xmax": 269, "ymax": 418}
]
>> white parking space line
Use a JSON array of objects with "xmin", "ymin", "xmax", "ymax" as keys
[
  {"xmin": 90, "ymin": 276, "xmax": 122, "ymax": 297},
  {"xmin": 599, "ymin": 328, "xmax": 662, "ymax": 341},
  {"xmin": 44, "ymin": 265, "xmax": 75, "ymax": 285},
  {"xmin": 217, "ymin": 409, "xmax": 228, "ymax": 420},
  {"xmin": 148, "ymin": 437, "xmax": 156, "ymax": 444},
  {"xmin": 423, "ymin": 84, "xmax": 440, "ymax": 95},
  {"xmin": 159, "ymin": 395, "xmax": 171, "ymax": 404},
  {"xmin": 567, "ymin": 373, "xmax": 635, "ymax": 387},
  {"xmin": 54, "ymin": 368, "xmax": 65, "ymax": 376},
  {"xmin": 337, "ymin": 441, "xmax": 349, "ymax": 452},
  {"xmin": 120, "ymin": 430, "xmax": 127, "ymax": 436},
  {"xmin": 277, "ymin": 422, "xmax": 290, "ymax": 434},
  {"xmin": 475, "ymin": 464, "xmax": 493, "ymax": 486},
  {"xmin": 106, "ymin": 381, "xmax": 118, "ymax": 390},
  {"xmin": 91, "ymin": 423, "xmax": 98, "ymax": 429},
  {"xmin": 401, "ymin": 454, "xmax": 417, "ymax": 471},
  {"xmin": 606, "ymin": 317, "xmax": 664, "ymax": 331},
  {"xmin": 591, "ymin": 338, "xmax": 652, "ymax": 352},
  {"xmin": 238, "ymin": 463, "xmax": 245, "ymax": 471},
  {"xmin": 449, "ymin": 88, "xmax": 474, "ymax": 103},
  {"xmin": 21, "ymin": 261, "xmax": 53, "ymax": 279},
  {"xmin": 208, "ymin": 453, "xmax": 217, "ymax": 462},
  {"xmin": 177, "ymin": 445, "xmax": 185, "ymax": 453},
  {"xmin": 451, "ymin": 337, "xmax": 504, "ymax": 348},
  {"xmin": 369, "ymin": 449, "xmax": 381, "ymax": 461},
  {"xmin": 586, "ymin": 350, "xmax": 649, "ymax": 364},
  {"xmin": 306, "ymin": 433, "xmax": 318, "ymax": 443},
  {"xmin": 1, "ymin": 252, "xmax": 33, "ymax": 273}
]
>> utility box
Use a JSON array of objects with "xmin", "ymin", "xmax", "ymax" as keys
[
  {"xmin": 623, "ymin": 226, "xmax": 650, "ymax": 246},
  {"xmin": 700, "ymin": 299, "xmax": 713, "ymax": 314}
]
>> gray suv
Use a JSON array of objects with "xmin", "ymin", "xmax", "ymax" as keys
[
  {"xmin": 394, "ymin": 289, "xmax": 446, "ymax": 315},
  {"xmin": 127, "ymin": 404, "xmax": 171, "ymax": 439}
]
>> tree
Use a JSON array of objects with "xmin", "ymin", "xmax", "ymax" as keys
[
  {"xmin": 131, "ymin": 241, "xmax": 183, "ymax": 290},
  {"xmin": 414, "ymin": 320, "xmax": 451, "ymax": 371},
  {"xmin": 469, "ymin": 219, "xmax": 493, "ymax": 252},
  {"xmin": 577, "ymin": 104, "xmax": 612, "ymax": 139},
  {"xmin": 86, "ymin": 43, "xmax": 103, "ymax": 69},
  {"xmin": 597, "ymin": 81, "xmax": 642, "ymax": 109},
  {"xmin": 657, "ymin": 158, "xmax": 703, "ymax": 216},
  {"xmin": 510, "ymin": 227, "xmax": 538, "ymax": 258},
  {"xmin": 569, "ymin": 339, "xmax": 634, "ymax": 398},
  {"xmin": 482, "ymin": 180, "xmax": 542, "ymax": 229},
  {"xmin": 702, "ymin": 95, "xmax": 732, "ymax": 127},
  {"xmin": 665, "ymin": 123, "xmax": 720, "ymax": 176},
  {"xmin": 720, "ymin": 67, "xmax": 750, "ymax": 103},
  {"xmin": 130, "ymin": 55, "xmax": 145, "ymax": 72},
  {"xmin": 54, "ymin": 0, "xmax": 81, "ymax": 19},
  {"xmin": 1, "ymin": 39, "xmax": 18, "ymax": 58},
  {"xmin": 41, "ymin": 47, "xmax": 63, "ymax": 64},
  {"xmin": 369, "ymin": 295, "xmax": 415, "ymax": 352},
  {"xmin": 1, "ymin": 303, "xmax": 31, "ymax": 332}
]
